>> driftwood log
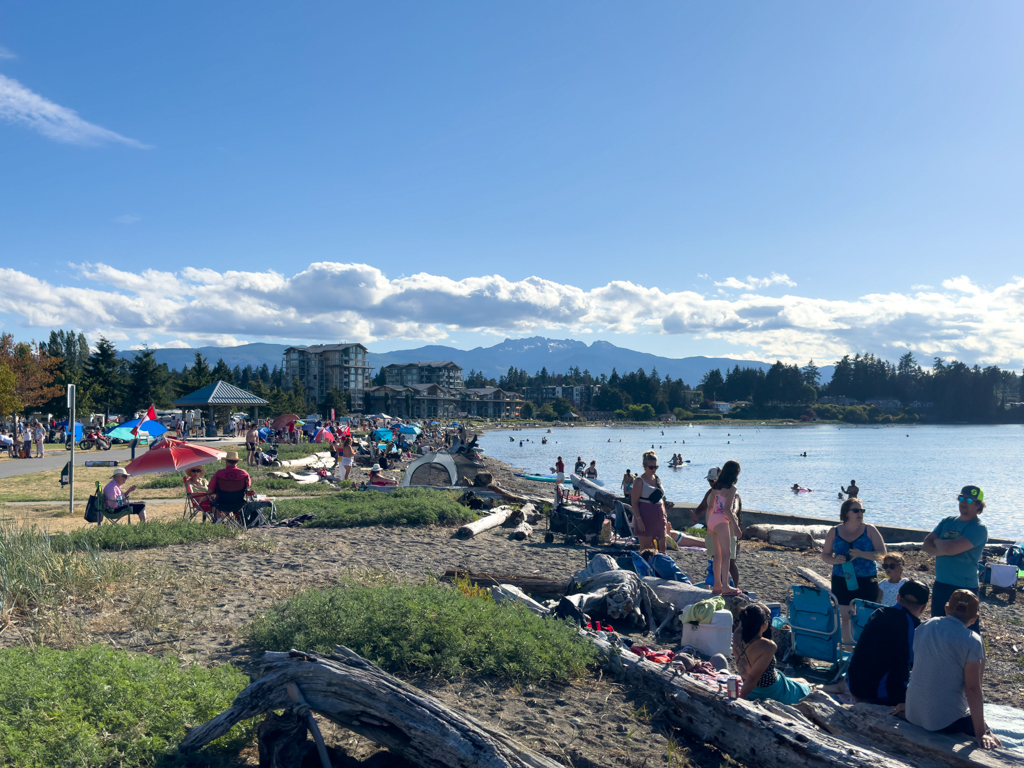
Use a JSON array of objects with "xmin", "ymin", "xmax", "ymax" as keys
[
  {"xmin": 571, "ymin": 474, "xmax": 619, "ymax": 509},
  {"xmin": 744, "ymin": 524, "xmax": 833, "ymax": 549},
  {"xmin": 456, "ymin": 506, "xmax": 513, "ymax": 539},
  {"xmin": 487, "ymin": 482, "xmax": 550, "ymax": 507},
  {"xmin": 796, "ymin": 692, "xmax": 1023, "ymax": 768},
  {"xmin": 508, "ymin": 521, "xmax": 532, "ymax": 541},
  {"xmin": 180, "ymin": 648, "xmax": 562, "ymax": 768},
  {"xmin": 441, "ymin": 570, "xmax": 565, "ymax": 601},
  {"xmin": 798, "ymin": 566, "xmax": 833, "ymax": 592}
]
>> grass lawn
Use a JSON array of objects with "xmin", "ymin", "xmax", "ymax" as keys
[
  {"xmin": 52, "ymin": 520, "xmax": 242, "ymax": 552},
  {"xmin": 249, "ymin": 582, "xmax": 596, "ymax": 684},
  {"xmin": 277, "ymin": 488, "xmax": 476, "ymax": 529},
  {"xmin": 0, "ymin": 645, "xmax": 254, "ymax": 768}
]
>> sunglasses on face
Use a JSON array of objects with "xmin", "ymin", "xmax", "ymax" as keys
[
  {"xmin": 957, "ymin": 496, "xmax": 978, "ymax": 503},
  {"xmin": 646, "ymin": 464, "xmax": 658, "ymax": 469},
  {"xmin": 882, "ymin": 563, "xmax": 900, "ymax": 570},
  {"xmin": 849, "ymin": 508, "xmax": 864, "ymax": 514}
]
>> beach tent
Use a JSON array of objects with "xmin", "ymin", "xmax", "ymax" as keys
[
  {"xmin": 402, "ymin": 452, "xmax": 458, "ymax": 488},
  {"xmin": 372, "ymin": 427, "xmax": 394, "ymax": 441},
  {"xmin": 107, "ymin": 417, "xmax": 167, "ymax": 441},
  {"xmin": 397, "ymin": 424, "xmax": 422, "ymax": 436},
  {"xmin": 58, "ymin": 421, "xmax": 84, "ymax": 441}
]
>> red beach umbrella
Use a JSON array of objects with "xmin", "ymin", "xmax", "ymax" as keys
[
  {"xmin": 271, "ymin": 413, "xmax": 300, "ymax": 430},
  {"xmin": 124, "ymin": 439, "xmax": 227, "ymax": 475}
]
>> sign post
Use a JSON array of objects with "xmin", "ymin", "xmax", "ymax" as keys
[{"xmin": 67, "ymin": 384, "xmax": 75, "ymax": 517}]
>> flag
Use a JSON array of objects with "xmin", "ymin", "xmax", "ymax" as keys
[{"xmin": 133, "ymin": 405, "xmax": 157, "ymax": 437}]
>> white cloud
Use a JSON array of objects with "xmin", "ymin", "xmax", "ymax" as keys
[
  {"xmin": 0, "ymin": 262, "xmax": 1022, "ymax": 368},
  {"xmin": 113, "ymin": 214, "xmax": 141, "ymax": 224},
  {"xmin": 0, "ymin": 73, "xmax": 149, "ymax": 147},
  {"xmin": 0, "ymin": 45, "xmax": 16, "ymax": 60},
  {"xmin": 714, "ymin": 272, "xmax": 797, "ymax": 290}
]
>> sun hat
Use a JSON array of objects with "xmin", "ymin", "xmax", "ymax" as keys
[
  {"xmin": 112, "ymin": 467, "xmax": 129, "ymax": 477},
  {"xmin": 370, "ymin": 463, "xmax": 382, "ymax": 472},
  {"xmin": 224, "ymin": 451, "xmax": 240, "ymax": 463},
  {"xmin": 706, "ymin": 467, "xmax": 721, "ymax": 481},
  {"xmin": 946, "ymin": 589, "xmax": 980, "ymax": 621},
  {"xmin": 960, "ymin": 485, "xmax": 984, "ymax": 503}
]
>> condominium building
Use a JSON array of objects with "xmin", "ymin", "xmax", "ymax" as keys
[
  {"xmin": 283, "ymin": 343, "xmax": 372, "ymax": 404},
  {"xmin": 382, "ymin": 361, "xmax": 464, "ymax": 389}
]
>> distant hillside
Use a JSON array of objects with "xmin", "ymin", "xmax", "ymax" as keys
[{"xmin": 127, "ymin": 337, "xmax": 832, "ymax": 387}]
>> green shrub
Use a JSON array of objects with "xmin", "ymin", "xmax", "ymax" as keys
[
  {"xmin": 0, "ymin": 523, "xmax": 129, "ymax": 623},
  {"xmin": 52, "ymin": 520, "xmax": 240, "ymax": 552},
  {"xmin": 248, "ymin": 583, "xmax": 595, "ymax": 684},
  {"xmin": 278, "ymin": 489, "xmax": 476, "ymax": 529},
  {"xmin": 0, "ymin": 645, "xmax": 253, "ymax": 768}
]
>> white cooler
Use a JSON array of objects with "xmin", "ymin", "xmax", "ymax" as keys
[
  {"xmin": 989, "ymin": 563, "xmax": 1018, "ymax": 588},
  {"xmin": 680, "ymin": 609, "xmax": 733, "ymax": 658}
]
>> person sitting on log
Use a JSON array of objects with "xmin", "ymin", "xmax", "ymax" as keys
[
  {"xmin": 733, "ymin": 603, "xmax": 811, "ymax": 704},
  {"xmin": 367, "ymin": 463, "xmax": 397, "ymax": 486},
  {"xmin": 905, "ymin": 590, "xmax": 1001, "ymax": 750},
  {"xmin": 830, "ymin": 580, "xmax": 929, "ymax": 706}
]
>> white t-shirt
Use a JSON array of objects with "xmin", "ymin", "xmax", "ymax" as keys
[{"xmin": 878, "ymin": 578, "xmax": 907, "ymax": 607}]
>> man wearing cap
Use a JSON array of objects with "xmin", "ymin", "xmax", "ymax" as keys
[
  {"xmin": 104, "ymin": 467, "xmax": 148, "ymax": 522},
  {"xmin": 905, "ymin": 590, "xmax": 1001, "ymax": 750},
  {"xmin": 844, "ymin": 580, "xmax": 930, "ymax": 705},
  {"xmin": 923, "ymin": 485, "xmax": 988, "ymax": 632},
  {"xmin": 692, "ymin": 467, "xmax": 742, "ymax": 587}
]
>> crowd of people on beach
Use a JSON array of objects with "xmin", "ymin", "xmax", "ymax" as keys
[{"xmin": 561, "ymin": 443, "xmax": 1003, "ymax": 749}]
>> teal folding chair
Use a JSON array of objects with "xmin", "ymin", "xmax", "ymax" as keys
[
  {"xmin": 787, "ymin": 585, "xmax": 845, "ymax": 682},
  {"xmin": 849, "ymin": 598, "xmax": 883, "ymax": 645}
]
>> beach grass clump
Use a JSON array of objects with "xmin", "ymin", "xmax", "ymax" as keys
[
  {"xmin": 52, "ymin": 520, "xmax": 241, "ymax": 552},
  {"xmin": 278, "ymin": 489, "xmax": 476, "ymax": 529},
  {"xmin": 0, "ymin": 522, "xmax": 129, "ymax": 625},
  {"xmin": 0, "ymin": 645, "xmax": 254, "ymax": 768},
  {"xmin": 248, "ymin": 582, "xmax": 595, "ymax": 684}
]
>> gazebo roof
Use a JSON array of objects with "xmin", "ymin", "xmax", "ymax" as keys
[{"xmin": 173, "ymin": 380, "xmax": 269, "ymax": 406}]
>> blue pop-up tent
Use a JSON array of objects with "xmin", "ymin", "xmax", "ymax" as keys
[
  {"xmin": 397, "ymin": 424, "xmax": 421, "ymax": 436},
  {"xmin": 58, "ymin": 420, "xmax": 84, "ymax": 441},
  {"xmin": 372, "ymin": 427, "xmax": 394, "ymax": 441},
  {"xmin": 106, "ymin": 418, "xmax": 167, "ymax": 441}
]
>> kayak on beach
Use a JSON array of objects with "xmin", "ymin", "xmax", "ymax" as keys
[{"xmin": 515, "ymin": 472, "xmax": 560, "ymax": 483}]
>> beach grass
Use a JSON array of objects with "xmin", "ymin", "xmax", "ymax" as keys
[
  {"xmin": 0, "ymin": 522, "xmax": 131, "ymax": 626},
  {"xmin": 277, "ymin": 489, "xmax": 476, "ymax": 529},
  {"xmin": 0, "ymin": 645, "xmax": 254, "ymax": 768},
  {"xmin": 51, "ymin": 520, "xmax": 242, "ymax": 552},
  {"xmin": 248, "ymin": 581, "xmax": 596, "ymax": 684}
]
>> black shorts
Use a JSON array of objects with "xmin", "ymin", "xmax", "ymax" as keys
[
  {"xmin": 246, "ymin": 442, "xmax": 256, "ymax": 451},
  {"xmin": 831, "ymin": 574, "xmax": 878, "ymax": 605}
]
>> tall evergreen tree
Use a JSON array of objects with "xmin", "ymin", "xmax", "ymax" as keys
[
  {"xmin": 85, "ymin": 337, "xmax": 126, "ymax": 417},
  {"xmin": 125, "ymin": 348, "xmax": 170, "ymax": 412}
]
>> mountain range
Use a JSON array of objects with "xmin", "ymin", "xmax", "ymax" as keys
[{"xmin": 128, "ymin": 337, "xmax": 834, "ymax": 386}]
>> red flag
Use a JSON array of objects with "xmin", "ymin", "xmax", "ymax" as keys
[{"xmin": 133, "ymin": 405, "xmax": 158, "ymax": 437}]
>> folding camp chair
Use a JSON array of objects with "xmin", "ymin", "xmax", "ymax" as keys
[
  {"xmin": 787, "ymin": 585, "xmax": 846, "ymax": 682},
  {"xmin": 182, "ymin": 477, "xmax": 213, "ymax": 523},
  {"xmin": 849, "ymin": 598, "xmax": 883, "ymax": 645},
  {"xmin": 212, "ymin": 488, "xmax": 249, "ymax": 530}
]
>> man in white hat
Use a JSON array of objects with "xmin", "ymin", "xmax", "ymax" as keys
[
  {"xmin": 367, "ymin": 463, "xmax": 397, "ymax": 487},
  {"xmin": 692, "ymin": 466, "xmax": 742, "ymax": 587},
  {"xmin": 104, "ymin": 467, "xmax": 147, "ymax": 522}
]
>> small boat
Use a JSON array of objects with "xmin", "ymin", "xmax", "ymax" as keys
[{"xmin": 514, "ymin": 472, "xmax": 560, "ymax": 483}]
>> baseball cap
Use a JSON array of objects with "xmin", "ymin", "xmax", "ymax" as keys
[
  {"xmin": 960, "ymin": 485, "xmax": 984, "ymax": 503},
  {"xmin": 898, "ymin": 580, "xmax": 930, "ymax": 607},
  {"xmin": 706, "ymin": 467, "xmax": 721, "ymax": 481},
  {"xmin": 946, "ymin": 589, "xmax": 980, "ymax": 621}
]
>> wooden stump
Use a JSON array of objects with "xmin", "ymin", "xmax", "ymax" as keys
[
  {"xmin": 456, "ymin": 507, "xmax": 513, "ymax": 539},
  {"xmin": 508, "ymin": 522, "xmax": 532, "ymax": 541}
]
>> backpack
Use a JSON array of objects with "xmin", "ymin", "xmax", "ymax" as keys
[
  {"xmin": 1006, "ymin": 545, "xmax": 1024, "ymax": 569},
  {"xmin": 84, "ymin": 495, "xmax": 102, "ymax": 523}
]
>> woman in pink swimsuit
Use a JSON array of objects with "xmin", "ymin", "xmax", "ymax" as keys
[{"xmin": 708, "ymin": 460, "xmax": 742, "ymax": 596}]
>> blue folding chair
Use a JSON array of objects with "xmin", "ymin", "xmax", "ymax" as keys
[
  {"xmin": 849, "ymin": 598, "xmax": 883, "ymax": 645},
  {"xmin": 787, "ymin": 585, "xmax": 845, "ymax": 681}
]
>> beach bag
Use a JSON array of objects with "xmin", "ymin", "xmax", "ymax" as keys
[
  {"xmin": 1006, "ymin": 545, "xmax": 1024, "ymax": 570},
  {"xmin": 84, "ymin": 495, "xmax": 102, "ymax": 523}
]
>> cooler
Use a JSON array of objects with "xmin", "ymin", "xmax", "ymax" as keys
[{"xmin": 680, "ymin": 609, "xmax": 733, "ymax": 658}]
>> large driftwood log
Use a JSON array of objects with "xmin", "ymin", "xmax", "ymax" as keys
[
  {"xmin": 571, "ymin": 474, "xmax": 618, "ymax": 509},
  {"xmin": 441, "ymin": 570, "xmax": 565, "ymax": 600},
  {"xmin": 745, "ymin": 524, "xmax": 833, "ymax": 549},
  {"xmin": 582, "ymin": 631, "xmax": 909, "ymax": 768},
  {"xmin": 796, "ymin": 692, "xmax": 1023, "ymax": 768},
  {"xmin": 487, "ymin": 482, "xmax": 550, "ymax": 507},
  {"xmin": 456, "ymin": 506, "xmax": 514, "ymax": 539},
  {"xmin": 276, "ymin": 452, "xmax": 333, "ymax": 468},
  {"xmin": 798, "ymin": 566, "xmax": 833, "ymax": 592},
  {"xmin": 180, "ymin": 648, "xmax": 562, "ymax": 768}
]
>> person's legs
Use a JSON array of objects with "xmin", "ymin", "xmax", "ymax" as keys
[
  {"xmin": 131, "ymin": 502, "xmax": 147, "ymax": 522},
  {"xmin": 711, "ymin": 522, "xmax": 733, "ymax": 593},
  {"xmin": 939, "ymin": 716, "xmax": 978, "ymax": 737},
  {"xmin": 929, "ymin": 581, "xmax": 981, "ymax": 632}
]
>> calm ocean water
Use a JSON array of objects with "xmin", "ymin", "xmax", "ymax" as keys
[{"xmin": 480, "ymin": 424, "xmax": 1024, "ymax": 538}]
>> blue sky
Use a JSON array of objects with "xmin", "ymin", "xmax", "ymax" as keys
[{"xmin": 2, "ymin": 2, "xmax": 1024, "ymax": 368}]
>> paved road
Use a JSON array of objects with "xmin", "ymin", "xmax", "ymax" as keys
[{"xmin": 0, "ymin": 437, "xmax": 247, "ymax": 481}]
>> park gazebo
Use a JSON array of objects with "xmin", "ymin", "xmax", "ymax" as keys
[{"xmin": 173, "ymin": 381, "xmax": 269, "ymax": 437}]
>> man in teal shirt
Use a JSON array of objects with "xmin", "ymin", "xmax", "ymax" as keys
[{"xmin": 923, "ymin": 485, "xmax": 988, "ymax": 632}]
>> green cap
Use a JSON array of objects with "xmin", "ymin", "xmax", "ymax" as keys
[{"xmin": 960, "ymin": 485, "xmax": 984, "ymax": 503}]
